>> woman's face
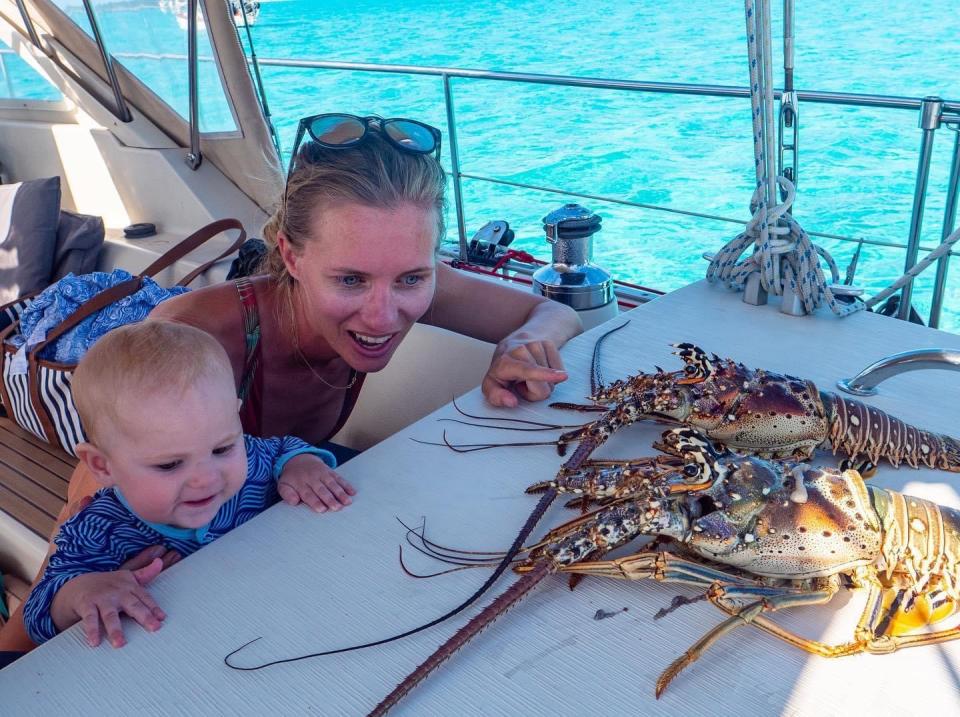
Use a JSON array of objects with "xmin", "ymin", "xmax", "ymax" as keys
[{"xmin": 283, "ymin": 201, "xmax": 439, "ymax": 373}]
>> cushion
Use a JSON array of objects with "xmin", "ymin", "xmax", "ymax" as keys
[
  {"xmin": 0, "ymin": 177, "xmax": 61, "ymax": 304},
  {"xmin": 52, "ymin": 209, "xmax": 105, "ymax": 281}
]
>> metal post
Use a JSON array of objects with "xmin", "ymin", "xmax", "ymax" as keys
[
  {"xmin": 14, "ymin": 0, "xmax": 44, "ymax": 51},
  {"xmin": 756, "ymin": 0, "xmax": 776, "ymax": 210},
  {"xmin": 442, "ymin": 74, "xmax": 467, "ymax": 257},
  {"xmin": 778, "ymin": 0, "xmax": 797, "ymax": 203},
  {"xmin": 783, "ymin": 0, "xmax": 794, "ymax": 93},
  {"xmin": 79, "ymin": 0, "xmax": 132, "ymax": 122},
  {"xmin": 898, "ymin": 96, "xmax": 942, "ymax": 321},
  {"xmin": 184, "ymin": 0, "xmax": 202, "ymax": 169},
  {"xmin": 929, "ymin": 126, "xmax": 960, "ymax": 328}
]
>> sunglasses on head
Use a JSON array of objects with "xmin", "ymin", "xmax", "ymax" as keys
[{"xmin": 286, "ymin": 113, "xmax": 442, "ymax": 176}]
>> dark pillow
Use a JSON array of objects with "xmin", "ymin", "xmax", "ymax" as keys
[
  {"xmin": 52, "ymin": 209, "xmax": 105, "ymax": 281},
  {"xmin": 0, "ymin": 176, "xmax": 61, "ymax": 303},
  {"xmin": 226, "ymin": 237, "xmax": 267, "ymax": 280}
]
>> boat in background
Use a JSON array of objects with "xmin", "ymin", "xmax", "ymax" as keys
[
  {"xmin": 170, "ymin": 0, "xmax": 259, "ymax": 31},
  {"xmin": 231, "ymin": 0, "xmax": 260, "ymax": 27}
]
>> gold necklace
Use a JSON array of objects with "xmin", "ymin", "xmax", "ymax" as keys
[{"xmin": 295, "ymin": 346, "xmax": 358, "ymax": 390}]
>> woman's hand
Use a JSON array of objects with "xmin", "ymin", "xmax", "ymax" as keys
[
  {"xmin": 50, "ymin": 560, "xmax": 166, "ymax": 648},
  {"xmin": 277, "ymin": 454, "xmax": 357, "ymax": 513},
  {"xmin": 482, "ymin": 337, "xmax": 569, "ymax": 407}
]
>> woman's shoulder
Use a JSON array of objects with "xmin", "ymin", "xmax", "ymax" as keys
[{"xmin": 149, "ymin": 276, "xmax": 274, "ymax": 333}]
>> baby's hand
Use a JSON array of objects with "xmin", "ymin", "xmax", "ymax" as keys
[
  {"xmin": 50, "ymin": 558, "xmax": 166, "ymax": 648},
  {"xmin": 277, "ymin": 454, "xmax": 356, "ymax": 513}
]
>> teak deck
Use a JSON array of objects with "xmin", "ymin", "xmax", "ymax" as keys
[{"xmin": 0, "ymin": 415, "xmax": 75, "ymax": 540}]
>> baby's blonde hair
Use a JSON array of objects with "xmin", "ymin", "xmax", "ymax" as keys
[{"xmin": 72, "ymin": 321, "xmax": 234, "ymax": 446}]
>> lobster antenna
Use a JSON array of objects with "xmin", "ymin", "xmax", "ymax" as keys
[
  {"xmin": 437, "ymin": 417, "xmax": 582, "ymax": 432},
  {"xmin": 366, "ymin": 438, "xmax": 601, "ymax": 714},
  {"xmin": 398, "ymin": 545, "xmax": 498, "ymax": 579},
  {"xmin": 591, "ymin": 319, "xmax": 631, "ymax": 395},
  {"xmin": 447, "ymin": 396, "xmax": 581, "ymax": 428},
  {"xmin": 410, "ymin": 431, "xmax": 563, "ymax": 453},
  {"xmin": 398, "ymin": 517, "xmax": 510, "ymax": 559},
  {"xmin": 438, "ymin": 397, "xmax": 584, "ymax": 430},
  {"xmin": 369, "ymin": 562, "xmax": 555, "ymax": 716},
  {"xmin": 223, "ymin": 488, "xmax": 559, "ymax": 670}
]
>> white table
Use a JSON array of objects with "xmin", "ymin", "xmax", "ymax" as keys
[{"xmin": 5, "ymin": 280, "xmax": 960, "ymax": 716}]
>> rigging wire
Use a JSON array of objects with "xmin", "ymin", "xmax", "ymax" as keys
[{"xmin": 230, "ymin": 0, "xmax": 282, "ymax": 159}]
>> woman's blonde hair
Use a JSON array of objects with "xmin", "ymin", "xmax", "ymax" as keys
[{"xmin": 261, "ymin": 131, "xmax": 448, "ymax": 291}]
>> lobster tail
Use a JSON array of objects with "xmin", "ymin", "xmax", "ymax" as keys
[{"xmin": 823, "ymin": 392, "xmax": 960, "ymax": 472}]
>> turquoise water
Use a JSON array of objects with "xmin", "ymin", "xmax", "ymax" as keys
[{"xmin": 8, "ymin": 1, "xmax": 960, "ymax": 329}]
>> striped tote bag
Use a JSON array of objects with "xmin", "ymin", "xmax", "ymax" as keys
[{"xmin": 0, "ymin": 219, "xmax": 245, "ymax": 456}]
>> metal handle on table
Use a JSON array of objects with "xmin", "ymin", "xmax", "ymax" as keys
[{"xmin": 837, "ymin": 348, "xmax": 960, "ymax": 396}]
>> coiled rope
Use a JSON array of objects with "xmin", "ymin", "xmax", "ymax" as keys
[
  {"xmin": 709, "ymin": 0, "xmax": 960, "ymax": 321},
  {"xmin": 707, "ymin": 0, "xmax": 864, "ymax": 317}
]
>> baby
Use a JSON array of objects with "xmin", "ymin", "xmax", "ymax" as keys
[{"xmin": 23, "ymin": 321, "xmax": 354, "ymax": 648}]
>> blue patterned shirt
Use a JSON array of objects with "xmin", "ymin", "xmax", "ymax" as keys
[{"xmin": 24, "ymin": 435, "xmax": 335, "ymax": 644}]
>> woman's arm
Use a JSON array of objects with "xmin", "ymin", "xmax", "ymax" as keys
[{"xmin": 424, "ymin": 263, "xmax": 583, "ymax": 406}]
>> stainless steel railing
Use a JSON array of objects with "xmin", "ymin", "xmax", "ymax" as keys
[
  {"xmin": 252, "ymin": 58, "xmax": 960, "ymax": 325},
  {"xmin": 14, "ymin": 38, "xmax": 960, "ymax": 324}
]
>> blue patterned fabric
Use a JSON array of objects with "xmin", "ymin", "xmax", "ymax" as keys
[
  {"xmin": 23, "ymin": 434, "xmax": 324, "ymax": 644},
  {"xmin": 6, "ymin": 269, "xmax": 189, "ymax": 374}
]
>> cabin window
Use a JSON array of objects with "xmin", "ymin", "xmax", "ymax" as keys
[
  {"xmin": 0, "ymin": 42, "xmax": 63, "ymax": 102},
  {"xmin": 48, "ymin": 0, "xmax": 237, "ymax": 133}
]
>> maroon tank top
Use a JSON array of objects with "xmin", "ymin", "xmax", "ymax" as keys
[{"xmin": 234, "ymin": 277, "xmax": 365, "ymax": 440}]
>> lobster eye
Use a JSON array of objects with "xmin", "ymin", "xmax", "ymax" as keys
[{"xmin": 683, "ymin": 464, "xmax": 701, "ymax": 478}]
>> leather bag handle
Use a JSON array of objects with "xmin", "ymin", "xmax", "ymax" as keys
[
  {"xmin": 141, "ymin": 218, "xmax": 247, "ymax": 286},
  {"xmin": 30, "ymin": 219, "xmax": 248, "ymax": 357}
]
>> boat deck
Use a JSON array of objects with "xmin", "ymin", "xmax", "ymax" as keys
[
  {"xmin": 0, "ymin": 415, "xmax": 74, "ymax": 540},
  {"xmin": 3, "ymin": 280, "xmax": 960, "ymax": 714}
]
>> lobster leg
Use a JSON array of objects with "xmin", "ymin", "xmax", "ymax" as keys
[
  {"xmin": 696, "ymin": 575, "xmax": 960, "ymax": 665},
  {"xmin": 552, "ymin": 551, "xmax": 846, "ymax": 695},
  {"xmin": 525, "ymin": 455, "xmax": 681, "ymax": 499},
  {"xmin": 553, "ymin": 550, "xmax": 768, "ymax": 590},
  {"xmin": 656, "ymin": 588, "xmax": 840, "ymax": 697},
  {"xmin": 555, "ymin": 401, "xmax": 660, "ymax": 457}
]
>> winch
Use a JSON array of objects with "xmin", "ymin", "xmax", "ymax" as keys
[{"xmin": 532, "ymin": 203, "xmax": 618, "ymax": 328}]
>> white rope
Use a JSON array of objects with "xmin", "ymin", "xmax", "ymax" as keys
[
  {"xmin": 865, "ymin": 225, "xmax": 960, "ymax": 308},
  {"xmin": 707, "ymin": 0, "xmax": 864, "ymax": 317},
  {"xmin": 707, "ymin": 177, "xmax": 862, "ymax": 316}
]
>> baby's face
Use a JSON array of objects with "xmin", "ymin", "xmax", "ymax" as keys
[{"xmin": 99, "ymin": 376, "xmax": 247, "ymax": 529}]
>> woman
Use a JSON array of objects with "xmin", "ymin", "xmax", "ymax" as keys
[
  {"xmin": 0, "ymin": 113, "xmax": 582, "ymax": 655},
  {"xmin": 151, "ymin": 113, "xmax": 582, "ymax": 508}
]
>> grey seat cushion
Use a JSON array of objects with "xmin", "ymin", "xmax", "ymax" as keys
[
  {"xmin": 0, "ymin": 176, "xmax": 61, "ymax": 304},
  {"xmin": 52, "ymin": 209, "xmax": 105, "ymax": 281}
]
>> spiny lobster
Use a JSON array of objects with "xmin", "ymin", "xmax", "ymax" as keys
[
  {"xmin": 371, "ymin": 428, "xmax": 960, "ymax": 713},
  {"xmin": 553, "ymin": 342, "xmax": 960, "ymax": 472}
]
